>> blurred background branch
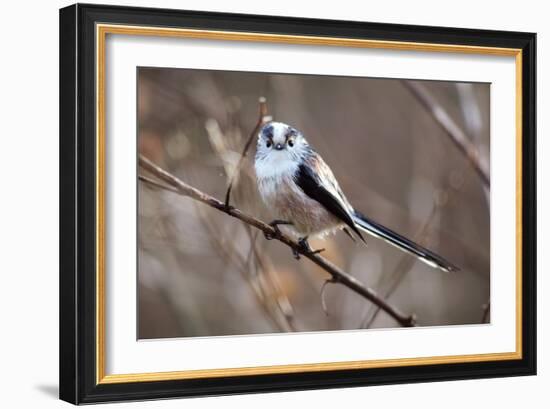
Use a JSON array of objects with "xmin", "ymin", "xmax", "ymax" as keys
[{"xmin": 402, "ymin": 80, "xmax": 490, "ymax": 187}]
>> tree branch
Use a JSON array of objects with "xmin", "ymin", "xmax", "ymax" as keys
[{"xmin": 139, "ymin": 154, "xmax": 416, "ymax": 327}]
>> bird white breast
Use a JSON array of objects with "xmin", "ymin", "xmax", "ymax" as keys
[
  {"xmin": 255, "ymin": 150, "xmax": 299, "ymax": 181},
  {"xmin": 255, "ymin": 155, "xmax": 343, "ymax": 238}
]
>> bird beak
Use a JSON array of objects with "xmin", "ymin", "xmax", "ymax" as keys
[{"xmin": 275, "ymin": 143, "xmax": 284, "ymax": 150}]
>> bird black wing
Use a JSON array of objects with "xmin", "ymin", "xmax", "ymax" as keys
[{"xmin": 295, "ymin": 161, "xmax": 365, "ymax": 242}]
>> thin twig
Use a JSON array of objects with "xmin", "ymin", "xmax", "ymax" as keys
[
  {"xmin": 139, "ymin": 174, "xmax": 179, "ymax": 194},
  {"xmin": 362, "ymin": 253, "xmax": 417, "ymax": 329},
  {"xmin": 481, "ymin": 301, "xmax": 491, "ymax": 323},
  {"xmin": 402, "ymin": 81, "xmax": 490, "ymax": 187},
  {"xmin": 139, "ymin": 154, "xmax": 417, "ymax": 327},
  {"xmin": 320, "ymin": 278, "xmax": 336, "ymax": 316},
  {"xmin": 224, "ymin": 96, "xmax": 270, "ymax": 206},
  {"xmin": 361, "ymin": 199, "xmax": 440, "ymax": 329}
]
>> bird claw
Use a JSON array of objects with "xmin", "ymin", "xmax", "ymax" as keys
[
  {"xmin": 223, "ymin": 203, "xmax": 235, "ymax": 213},
  {"xmin": 264, "ymin": 220, "xmax": 291, "ymax": 240},
  {"xmin": 293, "ymin": 237, "xmax": 325, "ymax": 259},
  {"xmin": 264, "ymin": 227, "xmax": 280, "ymax": 241}
]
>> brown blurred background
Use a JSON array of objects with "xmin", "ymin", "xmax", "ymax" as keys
[{"xmin": 137, "ymin": 67, "xmax": 490, "ymax": 339}]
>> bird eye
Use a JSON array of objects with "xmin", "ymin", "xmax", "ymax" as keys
[
  {"xmin": 266, "ymin": 141, "xmax": 272, "ymax": 148},
  {"xmin": 288, "ymin": 139, "xmax": 294, "ymax": 147}
]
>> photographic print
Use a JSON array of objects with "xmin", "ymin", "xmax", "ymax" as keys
[{"xmin": 137, "ymin": 68, "xmax": 490, "ymax": 339}]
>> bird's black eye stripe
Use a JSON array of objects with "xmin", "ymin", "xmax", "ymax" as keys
[
  {"xmin": 285, "ymin": 128, "xmax": 297, "ymax": 148},
  {"xmin": 263, "ymin": 125, "xmax": 274, "ymax": 140},
  {"xmin": 266, "ymin": 140, "xmax": 272, "ymax": 148}
]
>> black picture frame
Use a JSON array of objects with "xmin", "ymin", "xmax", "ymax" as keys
[{"xmin": 59, "ymin": 3, "xmax": 536, "ymax": 404}]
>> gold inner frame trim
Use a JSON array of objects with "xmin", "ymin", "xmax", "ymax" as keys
[{"xmin": 96, "ymin": 23, "xmax": 523, "ymax": 385}]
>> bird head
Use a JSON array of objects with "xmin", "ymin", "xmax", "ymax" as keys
[{"xmin": 256, "ymin": 122, "xmax": 309, "ymax": 162}]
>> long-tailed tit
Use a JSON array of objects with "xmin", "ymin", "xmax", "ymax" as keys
[{"xmin": 254, "ymin": 121, "xmax": 458, "ymax": 272}]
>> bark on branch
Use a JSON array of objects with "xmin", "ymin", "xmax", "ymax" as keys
[{"xmin": 139, "ymin": 154, "xmax": 417, "ymax": 327}]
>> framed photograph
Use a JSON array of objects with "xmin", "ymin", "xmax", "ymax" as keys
[{"xmin": 59, "ymin": 3, "xmax": 536, "ymax": 404}]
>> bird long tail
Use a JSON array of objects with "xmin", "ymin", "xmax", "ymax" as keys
[{"xmin": 352, "ymin": 211, "xmax": 459, "ymax": 272}]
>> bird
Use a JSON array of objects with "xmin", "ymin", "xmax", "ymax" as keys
[{"xmin": 254, "ymin": 121, "xmax": 458, "ymax": 273}]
